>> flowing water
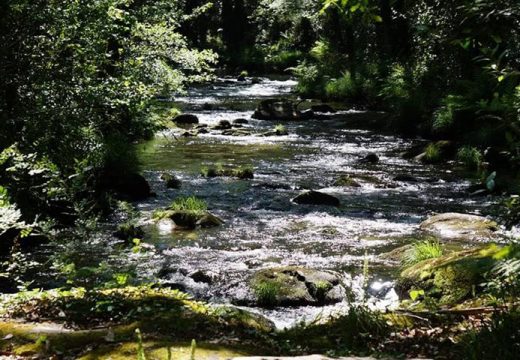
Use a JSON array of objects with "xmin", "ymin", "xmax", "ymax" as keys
[{"xmin": 125, "ymin": 77, "xmax": 500, "ymax": 328}]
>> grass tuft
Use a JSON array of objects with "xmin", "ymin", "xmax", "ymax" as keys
[
  {"xmin": 169, "ymin": 196, "xmax": 207, "ymax": 213},
  {"xmin": 253, "ymin": 282, "xmax": 280, "ymax": 308},
  {"xmin": 403, "ymin": 239, "xmax": 444, "ymax": 267}
]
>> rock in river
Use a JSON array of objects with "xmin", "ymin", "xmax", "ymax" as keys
[
  {"xmin": 420, "ymin": 213, "xmax": 498, "ymax": 240},
  {"xmin": 310, "ymin": 104, "xmax": 337, "ymax": 113},
  {"xmin": 249, "ymin": 267, "xmax": 347, "ymax": 307},
  {"xmin": 173, "ymin": 114, "xmax": 199, "ymax": 125},
  {"xmin": 154, "ymin": 210, "xmax": 224, "ymax": 230},
  {"xmin": 292, "ymin": 190, "xmax": 340, "ymax": 207},
  {"xmin": 252, "ymin": 99, "xmax": 301, "ymax": 121}
]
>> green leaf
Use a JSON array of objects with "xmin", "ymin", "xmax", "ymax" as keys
[{"xmin": 409, "ymin": 289, "xmax": 425, "ymax": 301}]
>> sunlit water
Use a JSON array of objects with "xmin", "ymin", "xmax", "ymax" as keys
[{"xmin": 107, "ymin": 76, "xmax": 504, "ymax": 328}]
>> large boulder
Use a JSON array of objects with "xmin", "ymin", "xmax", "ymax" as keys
[
  {"xmin": 249, "ymin": 267, "xmax": 347, "ymax": 307},
  {"xmin": 292, "ymin": 190, "xmax": 340, "ymax": 207},
  {"xmin": 98, "ymin": 171, "xmax": 152, "ymax": 201},
  {"xmin": 420, "ymin": 213, "xmax": 498, "ymax": 241},
  {"xmin": 252, "ymin": 99, "xmax": 301, "ymax": 121},
  {"xmin": 173, "ymin": 114, "xmax": 199, "ymax": 125},
  {"xmin": 397, "ymin": 246, "xmax": 502, "ymax": 306}
]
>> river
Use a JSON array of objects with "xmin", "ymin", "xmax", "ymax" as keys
[{"xmin": 126, "ymin": 76, "xmax": 499, "ymax": 328}]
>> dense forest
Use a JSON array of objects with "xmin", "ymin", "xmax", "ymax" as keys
[{"xmin": 1, "ymin": 0, "xmax": 520, "ymax": 359}]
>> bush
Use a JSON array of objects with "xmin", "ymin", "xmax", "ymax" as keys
[
  {"xmin": 459, "ymin": 310, "xmax": 520, "ymax": 359},
  {"xmin": 292, "ymin": 63, "xmax": 326, "ymax": 98},
  {"xmin": 457, "ymin": 146, "xmax": 483, "ymax": 170},
  {"xmin": 325, "ymin": 72, "xmax": 360, "ymax": 100}
]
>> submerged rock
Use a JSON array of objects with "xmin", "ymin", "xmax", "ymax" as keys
[
  {"xmin": 292, "ymin": 190, "xmax": 340, "ymax": 207},
  {"xmin": 252, "ymin": 99, "xmax": 301, "ymax": 121},
  {"xmin": 393, "ymin": 174, "xmax": 419, "ymax": 183},
  {"xmin": 333, "ymin": 175, "xmax": 361, "ymax": 188},
  {"xmin": 359, "ymin": 153, "xmax": 380, "ymax": 164},
  {"xmin": 420, "ymin": 213, "xmax": 498, "ymax": 240},
  {"xmin": 211, "ymin": 120, "xmax": 233, "ymax": 130},
  {"xmin": 249, "ymin": 267, "xmax": 347, "ymax": 307},
  {"xmin": 310, "ymin": 104, "xmax": 337, "ymax": 113},
  {"xmin": 233, "ymin": 118, "xmax": 249, "ymax": 125},
  {"xmin": 173, "ymin": 114, "xmax": 199, "ymax": 125}
]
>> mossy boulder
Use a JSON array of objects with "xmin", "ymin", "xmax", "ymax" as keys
[
  {"xmin": 292, "ymin": 191, "xmax": 340, "ymax": 207},
  {"xmin": 415, "ymin": 140, "xmax": 457, "ymax": 164},
  {"xmin": 160, "ymin": 172, "xmax": 182, "ymax": 189},
  {"xmin": 113, "ymin": 223, "xmax": 144, "ymax": 241},
  {"xmin": 252, "ymin": 99, "xmax": 301, "ymax": 121},
  {"xmin": 397, "ymin": 246, "xmax": 502, "ymax": 306},
  {"xmin": 201, "ymin": 166, "xmax": 254, "ymax": 179},
  {"xmin": 420, "ymin": 213, "xmax": 498, "ymax": 241},
  {"xmin": 249, "ymin": 267, "xmax": 347, "ymax": 307},
  {"xmin": 154, "ymin": 210, "xmax": 224, "ymax": 230},
  {"xmin": 333, "ymin": 175, "xmax": 361, "ymax": 188}
]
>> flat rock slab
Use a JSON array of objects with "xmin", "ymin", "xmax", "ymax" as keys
[{"xmin": 420, "ymin": 213, "xmax": 498, "ymax": 241}]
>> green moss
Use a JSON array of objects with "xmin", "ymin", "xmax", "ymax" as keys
[
  {"xmin": 79, "ymin": 341, "xmax": 251, "ymax": 360},
  {"xmin": 398, "ymin": 246, "xmax": 502, "ymax": 307},
  {"xmin": 201, "ymin": 164, "xmax": 254, "ymax": 179}
]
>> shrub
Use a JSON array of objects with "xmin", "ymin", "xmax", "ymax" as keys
[
  {"xmin": 424, "ymin": 143, "xmax": 442, "ymax": 163},
  {"xmin": 457, "ymin": 146, "xmax": 483, "ymax": 170},
  {"xmin": 459, "ymin": 310, "xmax": 520, "ymax": 359},
  {"xmin": 292, "ymin": 63, "xmax": 326, "ymax": 98},
  {"xmin": 325, "ymin": 71, "xmax": 360, "ymax": 100},
  {"xmin": 433, "ymin": 95, "xmax": 468, "ymax": 130},
  {"xmin": 380, "ymin": 64, "xmax": 410, "ymax": 105}
]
